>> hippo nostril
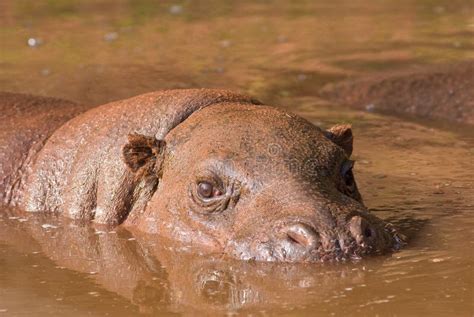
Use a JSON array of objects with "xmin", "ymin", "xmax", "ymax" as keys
[
  {"xmin": 334, "ymin": 239, "xmax": 342, "ymax": 251},
  {"xmin": 349, "ymin": 215, "xmax": 376, "ymax": 246},
  {"xmin": 285, "ymin": 223, "xmax": 319, "ymax": 248},
  {"xmin": 364, "ymin": 227, "xmax": 373, "ymax": 238}
]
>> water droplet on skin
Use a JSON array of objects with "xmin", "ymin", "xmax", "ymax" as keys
[
  {"xmin": 365, "ymin": 103, "xmax": 375, "ymax": 112},
  {"xmin": 41, "ymin": 224, "xmax": 58, "ymax": 229}
]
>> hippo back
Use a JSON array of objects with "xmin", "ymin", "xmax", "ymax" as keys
[
  {"xmin": 0, "ymin": 92, "xmax": 88, "ymax": 206},
  {"xmin": 19, "ymin": 89, "xmax": 260, "ymax": 224}
]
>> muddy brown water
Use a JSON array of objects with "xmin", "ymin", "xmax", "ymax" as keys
[{"xmin": 1, "ymin": 1, "xmax": 473, "ymax": 316}]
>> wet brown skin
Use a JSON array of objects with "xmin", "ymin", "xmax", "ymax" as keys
[
  {"xmin": 0, "ymin": 89, "xmax": 403, "ymax": 263},
  {"xmin": 320, "ymin": 61, "xmax": 474, "ymax": 125},
  {"xmin": 0, "ymin": 92, "xmax": 92, "ymax": 205}
]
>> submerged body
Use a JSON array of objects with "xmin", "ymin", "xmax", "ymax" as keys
[{"xmin": 0, "ymin": 89, "xmax": 403, "ymax": 262}]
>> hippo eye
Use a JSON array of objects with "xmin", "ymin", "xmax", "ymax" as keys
[
  {"xmin": 197, "ymin": 181, "xmax": 223, "ymax": 199},
  {"xmin": 341, "ymin": 160, "xmax": 355, "ymax": 189}
]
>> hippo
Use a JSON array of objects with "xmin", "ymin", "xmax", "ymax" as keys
[
  {"xmin": 0, "ymin": 89, "xmax": 404, "ymax": 262},
  {"xmin": 320, "ymin": 61, "xmax": 474, "ymax": 124}
]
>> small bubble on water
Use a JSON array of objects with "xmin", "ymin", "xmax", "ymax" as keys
[
  {"xmin": 40, "ymin": 69, "xmax": 50, "ymax": 76},
  {"xmin": 431, "ymin": 258, "xmax": 445, "ymax": 263},
  {"xmin": 277, "ymin": 35, "xmax": 288, "ymax": 43},
  {"xmin": 103, "ymin": 32, "xmax": 119, "ymax": 42},
  {"xmin": 169, "ymin": 5, "xmax": 183, "ymax": 15},
  {"xmin": 297, "ymin": 74, "xmax": 307, "ymax": 81},
  {"xmin": 433, "ymin": 6, "xmax": 445, "ymax": 14},
  {"xmin": 220, "ymin": 40, "xmax": 232, "ymax": 48},
  {"xmin": 27, "ymin": 38, "xmax": 43, "ymax": 47},
  {"xmin": 88, "ymin": 291, "xmax": 100, "ymax": 297},
  {"xmin": 213, "ymin": 66, "xmax": 225, "ymax": 73}
]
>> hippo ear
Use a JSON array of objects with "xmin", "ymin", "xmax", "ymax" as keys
[
  {"xmin": 324, "ymin": 124, "xmax": 353, "ymax": 156},
  {"xmin": 122, "ymin": 133, "xmax": 166, "ymax": 177}
]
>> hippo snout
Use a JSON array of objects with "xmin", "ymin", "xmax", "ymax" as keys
[
  {"xmin": 348, "ymin": 215, "xmax": 378, "ymax": 248},
  {"xmin": 227, "ymin": 214, "xmax": 399, "ymax": 263}
]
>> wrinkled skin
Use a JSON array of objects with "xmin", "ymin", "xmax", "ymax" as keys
[{"xmin": 0, "ymin": 89, "xmax": 403, "ymax": 263}]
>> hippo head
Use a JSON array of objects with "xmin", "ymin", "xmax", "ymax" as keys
[{"xmin": 123, "ymin": 103, "xmax": 403, "ymax": 263}]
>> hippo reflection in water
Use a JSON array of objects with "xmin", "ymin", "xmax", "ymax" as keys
[
  {"xmin": 0, "ymin": 89, "xmax": 404, "ymax": 262},
  {"xmin": 0, "ymin": 211, "xmax": 387, "ymax": 314}
]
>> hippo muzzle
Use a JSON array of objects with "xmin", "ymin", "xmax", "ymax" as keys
[{"xmin": 226, "ymin": 213, "xmax": 402, "ymax": 263}]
